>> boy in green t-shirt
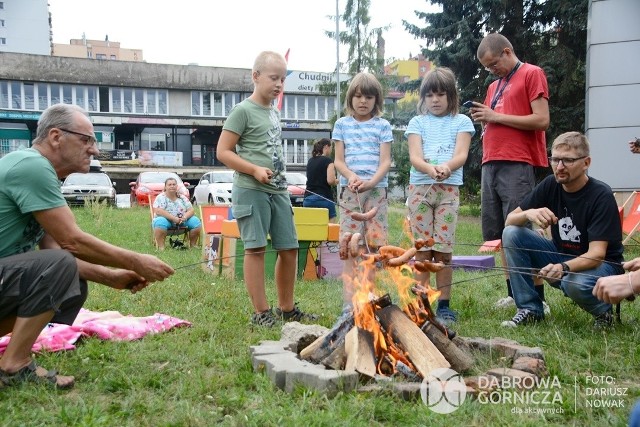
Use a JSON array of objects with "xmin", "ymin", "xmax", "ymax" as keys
[{"xmin": 216, "ymin": 51, "xmax": 316, "ymax": 327}]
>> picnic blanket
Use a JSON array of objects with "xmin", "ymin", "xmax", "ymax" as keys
[{"xmin": 0, "ymin": 309, "xmax": 191, "ymax": 354}]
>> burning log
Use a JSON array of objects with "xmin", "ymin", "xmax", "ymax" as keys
[
  {"xmin": 395, "ymin": 361, "xmax": 421, "ymax": 382},
  {"xmin": 420, "ymin": 321, "xmax": 474, "ymax": 373},
  {"xmin": 376, "ymin": 305, "xmax": 450, "ymax": 377},
  {"xmin": 300, "ymin": 313, "xmax": 354, "ymax": 364},
  {"xmin": 321, "ymin": 342, "xmax": 347, "ymax": 371},
  {"xmin": 344, "ymin": 327, "xmax": 377, "ymax": 378}
]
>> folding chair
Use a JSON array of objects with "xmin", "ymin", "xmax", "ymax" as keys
[
  {"xmin": 149, "ymin": 195, "xmax": 188, "ymax": 248},
  {"xmin": 621, "ymin": 191, "xmax": 640, "ymax": 245},
  {"xmin": 479, "ymin": 239, "xmax": 502, "ymax": 253}
]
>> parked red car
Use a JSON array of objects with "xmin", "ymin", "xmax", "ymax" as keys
[
  {"xmin": 285, "ymin": 172, "xmax": 306, "ymax": 207},
  {"xmin": 129, "ymin": 171, "xmax": 190, "ymax": 206}
]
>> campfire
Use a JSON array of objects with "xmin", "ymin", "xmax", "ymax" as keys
[
  {"xmin": 249, "ymin": 232, "xmax": 549, "ymax": 398},
  {"xmin": 299, "ymin": 235, "xmax": 474, "ymax": 380}
]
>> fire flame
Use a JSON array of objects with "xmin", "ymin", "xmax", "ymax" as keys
[{"xmin": 344, "ymin": 242, "xmax": 442, "ymax": 377}]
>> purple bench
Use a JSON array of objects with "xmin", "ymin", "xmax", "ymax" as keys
[{"xmin": 451, "ymin": 255, "xmax": 496, "ymax": 271}]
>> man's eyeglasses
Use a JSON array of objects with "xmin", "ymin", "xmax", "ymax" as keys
[
  {"xmin": 484, "ymin": 50, "xmax": 506, "ymax": 71},
  {"xmin": 548, "ymin": 156, "xmax": 587, "ymax": 167},
  {"xmin": 58, "ymin": 128, "xmax": 97, "ymax": 146}
]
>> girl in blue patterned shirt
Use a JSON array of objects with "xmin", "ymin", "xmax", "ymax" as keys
[
  {"xmin": 405, "ymin": 67, "xmax": 475, "ymax": 325},
  {"xmin": 333, "ymin": 72, "xmax": 393, "ymax": 308}
]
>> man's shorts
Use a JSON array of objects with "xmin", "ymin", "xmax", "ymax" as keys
[
  {"xmin": 0, "ymin": 250, "xmax": 86, "ymax": 324},
  {"xmin": 231, "ymin": 187, "xmax": 298, "ymax": 250},
  {"xmin": 481, "ymin": 161, "xmax": 535, "ymax": 241}
]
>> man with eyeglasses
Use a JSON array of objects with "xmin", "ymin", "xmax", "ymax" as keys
[
  {"xmin": 501, "ymin": 132, "xmax": 624, "ymax": 329},
  {"xmin": 0, "ymin": 103, "xmax": 174, "ymax": 389},
  {"xmin": 469, "ymin": 33, "xmax": 550, "ymax": 312}
]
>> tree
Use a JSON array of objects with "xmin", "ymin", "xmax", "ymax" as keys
[
  {"xmin": 390, "ymin": 129, "xmax": 411, "ymax": 200},
  {"xmin": 401, "ymin": 0, "xmax": 588, "ymax": 190},
  {"xmin": 325, "ymin": 0, "xmax": 386, "ymax": 74},
  {"xmin": 321, "ymin": 0, "xmax": 392, "ymax": 123}
]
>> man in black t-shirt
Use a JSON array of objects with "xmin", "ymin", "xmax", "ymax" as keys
[{"xmin": 500, "ymin": 132, "xmax": 624, "ymax": 329}]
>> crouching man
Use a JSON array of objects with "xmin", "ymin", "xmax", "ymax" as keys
[
  {"xmin": 0, "ymin": 104, "xmax": 174, "ymax": 389},
  {"xmin": 500, "ymin": 131, "xmax": 624, "ymax": 329}
]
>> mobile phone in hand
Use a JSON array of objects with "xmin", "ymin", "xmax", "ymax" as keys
[
  {"xmin": 634, "ymin": 137, "xmax": 640, "ymax": 148},
  {"xmin": 463, "ymin": 100, "xmax": 474, "ymax": 108}
]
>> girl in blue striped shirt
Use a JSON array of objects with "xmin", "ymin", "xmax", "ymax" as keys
[{"xmin": 333, "ymin": 72, "xmax": 393, "ymax": 308}]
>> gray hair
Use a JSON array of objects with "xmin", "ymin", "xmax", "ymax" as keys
[{"xmin": 33, "ymin": 103, "xmax": 89, "ymax": 145}]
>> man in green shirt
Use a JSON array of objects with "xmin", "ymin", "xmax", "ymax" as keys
[{"xmin": 0, "ymin": 104, "xmax": 174, "ymax": 389}]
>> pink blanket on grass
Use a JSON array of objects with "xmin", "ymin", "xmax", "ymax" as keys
[{"xmin": 0, "ymin": 309, "xmax": 192, "ymax": 354}]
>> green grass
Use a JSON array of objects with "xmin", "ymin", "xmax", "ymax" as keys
[{"xmin": 2, "ymin": 203, "xmax": 638, "ymax": 426}]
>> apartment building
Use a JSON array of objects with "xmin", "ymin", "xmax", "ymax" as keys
[
  {"xmin": 0, "ymin": 0, "xmax": 51, "ymax": 55},
  {"xmin": 53, "ymin": 35, "xmax": 143, "ymax": 62}
]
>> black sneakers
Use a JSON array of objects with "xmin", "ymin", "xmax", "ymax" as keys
[
  {"xmin": 275, "ymin": 304, "xmax": 318, "ymax": 323},
  {"xmin": 501, "ymin": 309, "xmax": 544, "ymax": 327},
  {"xmin": 593, "ymin": 310, "xmax": 614, "ymax": 329},
  {"xmin": 251, "ymin": 308, "xmax": 277, "ymax": 328}
]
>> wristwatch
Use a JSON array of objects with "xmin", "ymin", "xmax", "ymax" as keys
[{"xmin": 561, "ymin": 262, "xmax": 570, "ymax": 274}]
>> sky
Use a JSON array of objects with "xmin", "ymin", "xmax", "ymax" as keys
[{"xmin": 47, "ymin": 0, "xmax": 437, "ymax": 72}]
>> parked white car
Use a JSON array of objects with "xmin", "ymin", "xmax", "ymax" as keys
[
  {"xmin": 192, "ymin": 170, "xmax": 234, "ymax": 205},
  {"xmin": 61, "ymin": 172, "xmax": 116, "ymax": 206}
]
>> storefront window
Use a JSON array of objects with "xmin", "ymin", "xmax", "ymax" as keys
[
  {"xmin": 87, "ymin": 86, "xmax": 98, "ymax": 111},
  {"xmin": 36, "ymin": 83, "xmax": 48, "ymax": 110},
  {"xmin": 213, "ymin": 93, "xmax": 222, "ymax": 116},
  {"xmin": 158, "ymin": 91, "xmax": 167, "ymax": 114}
]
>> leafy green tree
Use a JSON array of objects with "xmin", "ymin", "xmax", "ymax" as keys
[
  {"xmin": 390, "ymin": 129, "xmax": 411, "ymax": 200},
  {"xmin": 325, "ymin": 0, "xmax": 387, "ymax": 74},
  {"xmin": 400, "ymin": 0, "xmax": 588, "ymax": 191}
]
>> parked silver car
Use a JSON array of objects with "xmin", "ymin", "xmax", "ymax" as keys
[
  {"xmin": 61, "ymin": 172, "xmax": 116, "ymax": 206},
  {"xmin": 192, "ymin": 170, "xmax": 234, "ymax": 205}
]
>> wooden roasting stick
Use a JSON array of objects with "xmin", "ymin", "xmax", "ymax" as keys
[{"xmin": 376, "ymin": 305, "xmax": 450, "ymax": 377}]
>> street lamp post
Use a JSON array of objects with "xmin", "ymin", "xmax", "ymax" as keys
[{"xmin": 335, "ymin": 0, "xmax": 340, "ymax": 116}]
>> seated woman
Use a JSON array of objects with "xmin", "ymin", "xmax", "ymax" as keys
[
  {"xmin": 152, "ymin": 178, "xmax": 202, "ymax": 250},
  {"xmin": 303, "ymin": 138, "xmax": 338, "ymax": 223}
]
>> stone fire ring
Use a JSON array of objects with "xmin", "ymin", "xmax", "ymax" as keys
[{"xmin": 250, "ymin": 322, "xmax": 548, "ymax": 399}]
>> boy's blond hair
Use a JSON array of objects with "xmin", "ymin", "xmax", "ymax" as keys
[{"xmin": 253, "ymin": 51, "xmax": 287, "ymax": 73}]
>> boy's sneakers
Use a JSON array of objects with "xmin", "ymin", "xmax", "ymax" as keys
[
  {"xmin": 436, "ymin": 307, "xmax": 458, "ymax": 326},
  {"xmin": 495, "ymin": 296, "xmax": 515, "ymax": 308},
  {"xmin": 495, "ymin": 296, "xmax": 551, "ymax": 315},
  {"xmin": 593, "ymin": 310, "xmax": 614, "ymax": 330},
  {"xmin": 501, "ymin": 309, "xmax": 544, "ymax": 327},
  {"xmin": 275, "ymin": 304, "xmax": 318, "ymax": 323},
  {"xmin": 251, "ymin": 308, "xmax": 278, "ymax": 328}
]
